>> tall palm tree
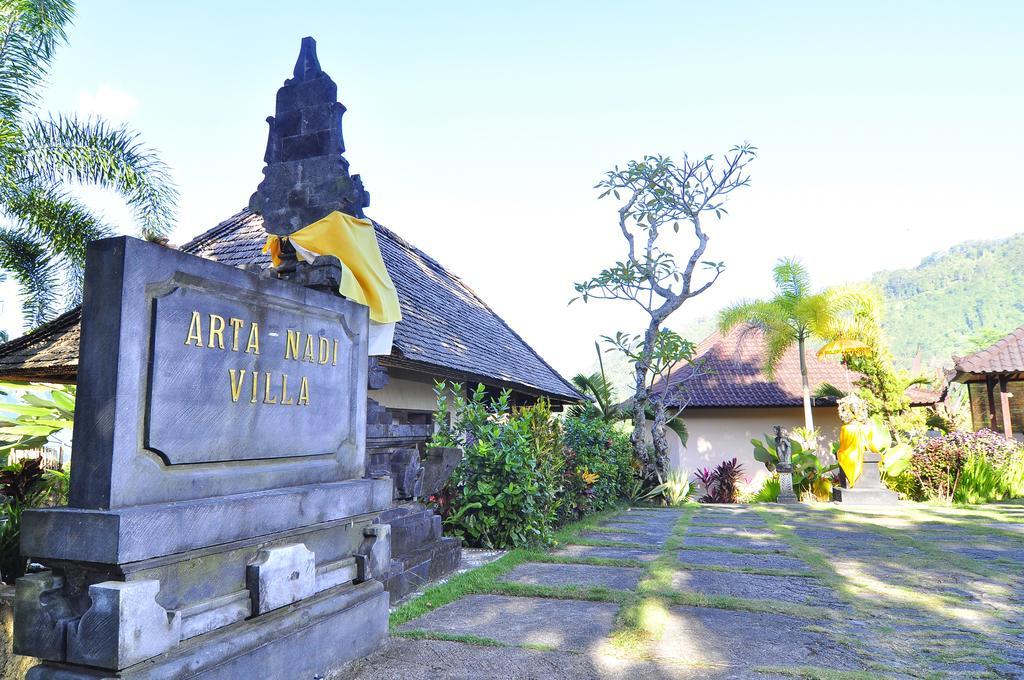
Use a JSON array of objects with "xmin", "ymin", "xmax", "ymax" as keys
[
  {"xmin": 718, "ymin": 257, "xmax": 836, "ymax": 432},
  {"xmin": 0, "ymin": 1, "xmax": 177, "ymax": 329}
]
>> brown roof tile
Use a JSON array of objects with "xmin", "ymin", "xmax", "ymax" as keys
[
  {"xmin": 953, "ymin": 325, "xmax": 1024, "ymax": 379},
  {"xmin": 655, "ymin": 324, "xmax": 938, "ymax": 408}
]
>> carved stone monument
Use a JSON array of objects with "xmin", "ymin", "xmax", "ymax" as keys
[
  {"xmin": 773, "ymin": 425, "xmax": 799, "ymax": 504},
  {"xmin": 14, "ymin": 37, "xmax": 394, "ymax": 679}
]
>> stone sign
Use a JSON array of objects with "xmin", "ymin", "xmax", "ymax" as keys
[
  {"xmin": 64, "ymin": 236, "xmax": 368, "ymax": 510},
  {"xmin": 146, "ymin": 277, "xmax": 359, "ymax": 464},
  {"xmin": 16, "ymin": 236, "xmax": 392, "ymax": 678}
]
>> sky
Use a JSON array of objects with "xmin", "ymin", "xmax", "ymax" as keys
[{"xmin": 2, "ymin": 1, "xmax": 1022, "ymax": 381}]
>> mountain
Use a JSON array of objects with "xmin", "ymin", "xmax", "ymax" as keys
[{"xmin": 872, "ymin": 234, "xmax": 1024, "ymax": 368}]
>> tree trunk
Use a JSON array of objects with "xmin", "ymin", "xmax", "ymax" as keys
[
  {"xmin": 798, "ymin": 334, "xmax": 814, "ymax": 432},
  {"xmin": 630, "ymin": 322, "xmax": 660, "ymax": 482},
  {"xmin": 651, "ymin": 399, "xmax": 670, "ymax": 481}
]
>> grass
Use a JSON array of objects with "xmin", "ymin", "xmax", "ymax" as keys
[{"xmin": 389, "ymin": 505, "xmax": 630, "ymax": 630}]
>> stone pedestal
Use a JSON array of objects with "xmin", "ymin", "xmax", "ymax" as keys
[
  {"xmin": 366, "ymin": 398, "xmax": 463, "ymax": 602},
  {"xmin": 377, "ymin": 504, "xmax": 462, "ymax": 602},
  {"xmin": 832, "ymin": 452, "xmax": 899, "ymax": 505}
]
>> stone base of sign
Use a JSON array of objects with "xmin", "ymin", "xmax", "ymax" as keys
[
  {"xmin": 15, "ymin": 483, "xmax": 393, "ymax": 674},
  {"xmin": 378, "ymin": 503, "xmax": 461, "ymax": 602},
  {"xmin": 833, "ymin": 453, "xmax": 899, "ymax": 505},
  {"xmin": 26, "ymin": 580, "xmax": 387, "ymax": 679}
]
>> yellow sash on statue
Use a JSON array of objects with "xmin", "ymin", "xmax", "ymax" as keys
[{"xmin": 837, "ymin": 421, "xmax": 867, "ymax": 487}]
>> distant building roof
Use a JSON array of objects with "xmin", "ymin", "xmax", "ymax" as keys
[
  {"xmin": 653, "ymin": 324, "xmax": 940, "ymax": 409},
  {"xmin": 0, "ymin": 209, "xmax": 582, "ymax": 403},
  {"xmin": 952, "ymin": 325, "xmax": 1024, "ymax": 382}
]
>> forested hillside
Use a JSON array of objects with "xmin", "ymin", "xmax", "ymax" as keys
[{"xmin": 873, "ymin": 234, "xmax": 1024, "ymax": 368}]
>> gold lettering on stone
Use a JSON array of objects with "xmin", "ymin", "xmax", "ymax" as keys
[
  {"xmin": 228, "ymin": 369, "xmax": 246, "ymax": 402},
  {"xmin": 185, "ymin": 311, "xmax": 204, "ymax": 347},
  {"xmin": 298, "ymin": 376, "xmax": 310, "ymax": 405},
  {"xmin": 318, "ymin": 336, "xmax": 329, "ymax": 364},
  {"xmin": 246, "ymin": 322, "xmax": 261, "ymax": 355},
  {"xmin": 303, "ymin": 335, "xmax": 315, "ymax": 363},
  {"xmin": 285, "ymin": 329, "xmax": 301, "ymax": 360},
  {"xmin": 250, "ymin": 371, "xmax": 259, "ymax": 404},
  {"xmin": 262, "ymin": 372, "xmax": 277, "ymax": 404},
  {"xmin": 228, "ymin": 317, "xmax": 245, "ymax": 351},
  {"xmin": 281, "ymin": 374, "xmax": 294, "ymax": 405},
  {"xmin": 208, "ymin": 314, "xmax": 226, "ymax": 350},
  {"xmin": 332, "ymin": 339, "xmax": 339, "ymax": 366}
]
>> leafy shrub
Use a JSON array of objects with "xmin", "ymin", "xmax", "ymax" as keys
[
  {"xmin": 696, "ymin": 458, "xmax": 744, "ymax": 503},
  {"xmin": 0, "ymin": 458, "xmax": 67, "ymax": 583},
  {"xmin": 561, "ymin": 414, "xmax": 633, "ymax": 520},
  {"xmin": 641, "ymin": 469, "xmax": 693, "ymax": 506},
  {"xmin": 432, "ymin": 383, "xmax": 639, "ymax": 549},
  {"xmin": 909, "ymin": 429, "xmax": 1024, "ymax": 503},
  {"xmin": 747, "ymin": 475, "xmax": 780, "ymax": 503}
]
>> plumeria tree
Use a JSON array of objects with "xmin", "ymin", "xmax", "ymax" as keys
[
  {"xmin": 0, "ymin": 1, "xmax": 177, "ymax": 327},
  {"xmin": 572, "ymin": 145, "xmax": 757, "ymax": 479}
]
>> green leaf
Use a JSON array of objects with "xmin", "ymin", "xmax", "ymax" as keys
[
  {"xmin": 0, "ymin": 404, "xmax": 54, "ymax": 417},
  {"xmin": 51, "ymin": 390, "xmax": 75, "ymax": 412}
]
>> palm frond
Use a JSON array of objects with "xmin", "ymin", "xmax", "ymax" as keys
[
  {"xmin": 762, "ymin": 326, "xmax": 793, "ymax": 379},
  {"xmin": 570, "ymin": 372, "xmax": 620, "ymax": 422},
  {"xmin": 814, "ymin": 383, "xmax": 846, "ymax": 399},
  {"xmin": 0, "ymin": 228, "xmax": 59, "ymax": 326},
  {"xmin": 0, "ymin": 1, "xmax": 74, "ymax": 120},
  {"xmin": 18, "ymin": 115, "xmax": 178, "ymax": 237},
  {"xmin": 772, "ymin": 257, "xmax": 810, "ymax": 300}
]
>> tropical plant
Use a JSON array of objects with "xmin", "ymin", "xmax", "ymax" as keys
[
  {"xmin": 640, "ymin": 469, "xmax": 693, "ymax": 506},
  {"xmin": 747, "ymin": 475, "xmax": 780, "ymax": 503},
  {"xmin": 0, "ymin": 382, "xmax": 75, "ymax": 461},
  {"xmin": 571, "ymin": 145, "xmax": 756, "ymax": 474},
  {"xmin": 909, "ymin": 429, "xmax": 1024, "ymax": 503},
  {"xmin": 0, "ymin": 1, "xmax": 177, "ymax": 326},
  {"xmin": 431, "ymin": 382, "xmax": 637, "ymax": 548},
  {"xmin": 719, "ymin": 258, "xmax": 840, "ymax": 432},
  {"xmin": 0, "ymin": 457, "xmax": 66, "ymax": 583},
  {"xmin": 695, "ymin": 458, "xmax": 745, "ymax": 503},
  {"xmin": 751, "ymin": 432, "xmax": 838, "ymax": 498}
]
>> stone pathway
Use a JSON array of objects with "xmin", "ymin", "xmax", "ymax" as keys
[{"xmin": 341, "ymin": 501, "xmax": 1024, "ymax": 679}]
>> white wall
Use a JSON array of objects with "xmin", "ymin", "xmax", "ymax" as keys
[
  {"xmin": 665, "ymin": 407, "xmax": 843, "ymax": 492},
  {"xmin": 371, "ymin": 376, "xmax": 440, "ymax": 412}
]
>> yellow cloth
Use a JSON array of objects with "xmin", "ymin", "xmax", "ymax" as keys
[
  {"xmin": 263, "ymin": 211, "xmax": 402, "ymax": 325},
  {"xmin": 837, "ymin": 422, "xmax": 867, "ymax": 487}
]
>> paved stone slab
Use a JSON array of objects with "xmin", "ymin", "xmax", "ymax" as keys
[
  {"xmin": 553, "ymin": 544, "xmax": 661, "ymax": 563},
  {"xmin": 652, "ymin": 606, "xmax": 865, "ymax": 671},
  {"xmin": 396, "ymin": 594, "xmax": 618, "ymax": 651},
  {"xmin": 600, "ymin": 521, "xmax": 673, "ymax": 533},
  {"xmin": 669, "ymin": 570, "xmax": 843, "ymax": 607},
  {"xmin": 339, "ymin": 637, "xmax": 792, "ymax": 679},
  {"xmin": 498, "ymin": 562, "xmax": 642, "ymax": 591},
  {"xmin": 677, "ymin": 549, "xmax": 811, "ymax": 572},
  {"xmin": 683, "ymin": 535, "xmax": 790, "ymax": 552},
  {"xmin": 687, "ymin": 526, "xmax": 779, "ymax": 539},
  {"xmin": 579, "ymin": 531, "xmax": 664, "ymax": 546}
]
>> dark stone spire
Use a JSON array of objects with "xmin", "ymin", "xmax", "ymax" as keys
[{"xmin": 249, "ymin": 36, "xmax": 370, "ymax": 237}]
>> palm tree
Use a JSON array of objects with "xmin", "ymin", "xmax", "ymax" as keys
[
  {"xmin": 718, "ymin": 257, "xmax": 836, "ymax": 432},
  {"xmin": 0, "ymin": 2, "xmax": 177, "ymax": 328}
]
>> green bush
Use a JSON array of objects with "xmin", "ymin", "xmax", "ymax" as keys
[
  {"xmin": 431, "ymin": 383, "xmax": 638, "ymax": 549},
  {"xmin": 747, "ymin": 475, "xmax": 780, "ymax": 503},
  {"xmin": 909, "ymin": 429, "xmax": 1024, "ymax": 503},
  {"xmin": 560, "ymin": 415, "xmax": 633, "ymax": 519}
]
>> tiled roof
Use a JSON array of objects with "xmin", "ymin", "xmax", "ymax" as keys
[
  {"xmin": 0, "ymin": 307, "xmax": 80, "ymax": 382},
  {"xmin": 0, "ymin": 209, "xmax": 581, "ymax": 402},
  {"xmin": 654, "ymin": 324, "xmax": 939, "ymax": 408},
  {"xmin": 953, "ymin": 325, "xmax": 1024, "ymax": 379}
]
